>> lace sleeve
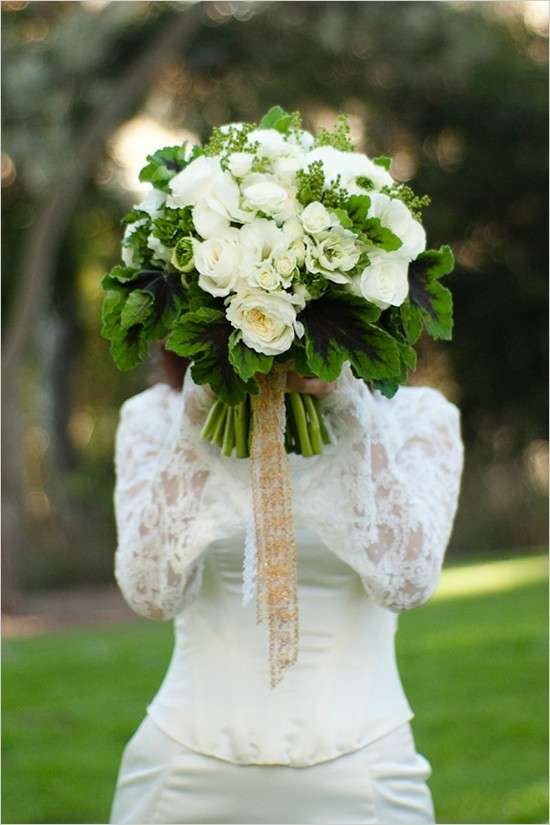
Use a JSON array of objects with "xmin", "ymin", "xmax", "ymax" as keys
[
  {"xmin": 113, "ymin": 371, "xmax": 222, "ymax": 621},
  {"xmin": 314, "ymin": 363, "xmax": 464, "ymax": 613}
]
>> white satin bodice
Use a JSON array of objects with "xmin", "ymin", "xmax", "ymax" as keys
[{"xmin": 112, "ymin": 362, "xmax": 464, "ymax": 767}]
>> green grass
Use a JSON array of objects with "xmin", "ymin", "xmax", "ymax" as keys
[{"xmin": 2, "ymin": 555, "xmax": 548, "ymax": 824}]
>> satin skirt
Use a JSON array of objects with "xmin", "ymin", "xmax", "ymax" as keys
[{"xmin": 109, "ymin": 714, "xmax": 436, "ymax": 825}]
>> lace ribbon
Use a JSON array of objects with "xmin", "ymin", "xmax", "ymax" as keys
[{"xmin": 249, "ymin": 363, "xmax": 299, "ymax": 689}]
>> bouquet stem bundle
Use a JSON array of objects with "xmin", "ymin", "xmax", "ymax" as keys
[{"xmin": 200, "ymin": 392, "xmax": 331, "ymax": 458}]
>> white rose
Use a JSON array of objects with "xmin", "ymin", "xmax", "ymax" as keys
[
  {"xmin": 273, "ymin": 250, "xmax": 298, "ymax": 282},
  {"xmin": 359, "ymin": 252, "xmax": 409, "ymax": 309},
  {"xmin": 248, "ymin": 262, "xmax": 284, "ymax": 292},
  {"xmin": 147, "ymin": 234, "xmax": 172, "ymax": 263},
  {"xmin": 300, "ymin": 201, "xmax": 333, "ymax": 234},
  {"xmin": 136, "ymin": 187, "xmax": 166, "ymax": 217},
  {"xmin": 167, "ymin": 155, "xmax": 246, "ymax": 223},
  {"xmin": 304, "ymin": 145, "xmax": 394, "ymax": 192},
  {"xmin": 192, "ymin": 201, "xmax": 230, "ymax": 239},
  {"xmin": 240, "ymin": 219, "xmax": 293, "ymax": 290},
  {"xmin": 241, "ymin": 174, "xmax": 291, "ymax": 219},
  {"xmin": 368, "ymin": 193, "xmax": 426, "ymax": 260},
  {"xmin": 227, "ymin": 152, "xmax": 254, "ymax": 178},
  {"xmin": 194, "ymin": 229, "xmax": 242, "ymax": 297},
  {"xmin": 304, "ymin": 226, "xmax": 360, "ymax": 283},
  {"xmin": 225, "ymin": 288, "xmax": 304, "ymax": 356}
]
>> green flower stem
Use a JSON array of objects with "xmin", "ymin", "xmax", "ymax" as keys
[
  {"xmin": 200, "ymin": 398, "xmax": 224, "ymax": 442},
  {"xmin": 222, "ymin": 405, "xmax": 235, "ymax": 457},
  {"xmin": 234, "ymin": 400, "xmax": 248, "ymax": 458},
  {"xmin": 311, "ymin": 395, "xmax": 331, "ymax": 445},
  {"xmin": 303, "ymin": 394, "xmax": 323, "ymax": 455},
  {"xmin": 289, "ymin": 392, "xmax": 313, "ymax": 457},
  {"xmin": 212, "ymin": 402, "xmax": 228, "ymax": 447}
]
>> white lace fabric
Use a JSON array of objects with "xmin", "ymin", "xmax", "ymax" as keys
[{"xmin": 113, "ymin": 362, "xmax": 464, "ymax": 621}]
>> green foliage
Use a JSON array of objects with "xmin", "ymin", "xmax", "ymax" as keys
[
  {"xmin": 314, "ymin": 113, "xmax": 355, "ymax": 151},
  {"xmin": 202, "ymin": 122, "xmax": 256, "ymax": 158},
  {"xmin": 408, "ymin": 246, "xmax": 455, "ymax": 340},
  {"xmin": 296, "ymin": 160, "xmax": 325, "ymax": 206},
  {"xmin": 381, "ymin": 183, "xmax": 432, "ymax": 220},
  {"xmin": 293, "ymin": 267, "xmax": 329, "ymax": 299},
  {"xmin": 165, "ymin": 308, "xmax": 257, "ymax": 404},
  {"xmin": 299, "ymin": 289, "xmax": 400, "ymax": 382},
  {"xmin": 100, "ymin": 270, "xmax": 187, "ymax": 370},
  {"xmin": 373, "ymin": 155, "xmax": 392, "ymax": 170},
  {"xmin": 138, "ymin": 144, "xmax": 193, "ymax": 192},
  {"xmin": 344, "ymin": 195, "xmax": 403, "ymax": 251},
  {"xmin": 151, "ymin": 207, "xmax": 194, "ymax": 248},
  {"xmin": 228, "ymin": 330, "xmax": 273, "ymax": 381},
  {"xmin": 257, "ymin": 104, "xmax": 302, "ymax": 135}
]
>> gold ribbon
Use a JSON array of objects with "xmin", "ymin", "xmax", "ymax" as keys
[{"xmin": 250, "ymin": 363, "xmax": 299, "ymax": 689}]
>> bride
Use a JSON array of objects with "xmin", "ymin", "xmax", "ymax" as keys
[{"xmin": 109, "ymin": 343, "xmax": 464, "ymax": 825}]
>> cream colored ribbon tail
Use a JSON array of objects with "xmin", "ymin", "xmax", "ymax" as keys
[{"xmin": 250, "ymin": 364, "xmax": 299, "ymax": 689}]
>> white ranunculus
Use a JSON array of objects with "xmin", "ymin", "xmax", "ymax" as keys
[
  {"xmin": 136, "ymin": 187, "xmax": 166, "ymax": 217},
  {"xmin": 359, "ymin": 252, "xmax": 409, "ymax": 309},
  {"xmin": 227, "ymin": 152, "xmax": 254, "ymax": 178},
  {"xmin": 304, "ymin": 226, "xmax": 360, "ymax": 283},
  {"xmin": 147, "ymin": 234, "xmax": 172, "ymax": 263},
  {"xmin": 194, "ymin": 229, "xmax": 242, "ymax": 297},
  {"xmin": 247, "ymin": 262, "xmax": 285, "ymax": 292},
  {"xmin": 225, "ymin": 288, "xmax": 304, "ymax": 356},
  {"xmin": 299, "ymin": 201, "xmax": 333, "ymax": 235},
  {"xmin": 368, "ymin": 192, "xmax": 426, "ymax": 260},
  {"xmin": 303, "ymin": 145, "xmax": 394, "ymax": 192},
  {"xmin": 121, "ymin": 219, "xmax": 147, "ymax": 267},
  {"xmin": 241, "ymin": 174, "xmax": 291, "ymax": 219},
  {"xmin": 273, "ymin": 250, "xmax": 298, "ymax": 283},
  {"xmin": 240, "ymin": 219, "xmax": 294, "ymax": 290},
  {"xmin": 167, "ymin": 155, "xmax": 246, "ymax": 223},
  {"xmin": 192, "ymin": 201, "xmax": 230, "ymax": 239}
]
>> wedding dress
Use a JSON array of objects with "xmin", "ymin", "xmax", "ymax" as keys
[{"xmin": 109, "ymin": 361, "xmax": 464, "ymax": 825}]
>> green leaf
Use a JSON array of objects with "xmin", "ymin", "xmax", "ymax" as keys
[
  {"xmin": 399, "ymin": 300, "xmax": 424, "ymax": 344},
  {"xmin": 228, "ymin": 330, "xmax": 273, "ymax": 381},
  {"xmin": 362, "ymin": 217, "xmax": 403, "ymax": 252},
  {"xmin": 373, "ymin": 155, "xmax": 391, "ymax": 170},
  {"xmin": 408, "ymin": 247, "xmax": 455, "ymax": 340},
  {"xmin": 101, "ymin": 265, "xmax": 138, "ymax": 288},
  {"xmin": 139, "ymin": 144, "xmax": 190, "ymax": 192},
  {"xmin": 120, "ymin": 289, "xmax": 154, "ymax": 330},
  {"xmin": 165, "ymin": 308, "xmax": 256, "ymax": 404},
  {"xmin": 100, "ymin": 289, "xmax": 126, "ymax": 338},
  {"xmin": 344, "ymin": 194, "xmax": 371, "ymax": 224},
  {"xmin": 299, "ymin": 291, "xmax": 400, "ymax": 382},
  {"xmin": 258, "ymin": 105, "xmax": 290, "ymax": 130}
]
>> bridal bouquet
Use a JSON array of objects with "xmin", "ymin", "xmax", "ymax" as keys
[
  {"xmin": 101, "ymin": 106, "xmax": 454, "ymax": 686},
  {"xmin": 101, "ymin": 106, "xmax": 454, "ymax": 456}
]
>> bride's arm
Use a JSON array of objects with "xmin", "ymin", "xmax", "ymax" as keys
[
  {"xmin": 315, "ymin": 365, "xmax": 464, "ymax": 613},
  {"xmin": 113, "ymin": 371, "xmax": 220, "ymax": 621}
]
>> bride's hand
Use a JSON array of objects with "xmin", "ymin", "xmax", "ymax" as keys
[{"xmin": 285, "ymin": 370, "xmax": 336, "ymax": 397}]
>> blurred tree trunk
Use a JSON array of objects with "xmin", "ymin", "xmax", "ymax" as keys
[{"xmin": 1, "ymin": 5, "xmax": 203, "ymax": 612}]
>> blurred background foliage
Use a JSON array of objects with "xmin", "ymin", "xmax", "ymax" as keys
[{"xmin": 2, "ymin": 0, "xmax": 548, "ymax": 599}]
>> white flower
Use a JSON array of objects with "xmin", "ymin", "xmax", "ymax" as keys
[
  {"xmin": 240, "ymin": 219, "xmax": 294, "ymax": 290},
  {"xmin": 304, "ymin": 145, "xmax": 394, "ymax": 192},
  {"xmin": 248, "ymin": 129, "xmax": 303, "ymax": 160},
  {"xmin": 194, "ymin": 229, "xmax": 242, "ymax": 297},
  {"xmin": 289, "ymin": 129, "xmax": 315, "ymax": 152},
  {"xmin": 227, "ymin": 152, "xmax": 254, "ymax": 178},
  {"xmin": 167, "ymin": 155, "xmax": 245, "ymax": 222},
  {"xmin": 304, "ymin": 226, "xmax": 360, "ymax": 283},
  {"xmin": 121, "ymin": 219, "xmax": 147, "ymax": 268},
  {"xmin": 192, "ymin": 201, "xmax": 230, "ymax": 239},
  {"xmin": 147, "ymin": 234, "xmax": 172, "ymax": 263},
  {"xmin": 299, "ymin": 201, "xmax": 333, "ymax": 234},
  {"xmin": 136, "ymin": 187, "xmax": 166, "ymax": 217},
  {"xmin": 273, "ymin": 154, "xmax": 302, "ymax": 185},
  {"xmin": 358, "ymin": 251, "xmax": 409, "ymax": 309},
  {"xmin": 241, "ymin": 174, "xmax": 292, "ymax": 219},
  {"xmin": 368, "ymin": 192, "xmax": 426, "ymax": 260},
  {"xmin": 225, "ymin": 288, "xmax": 304, "ymax": 356}
]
